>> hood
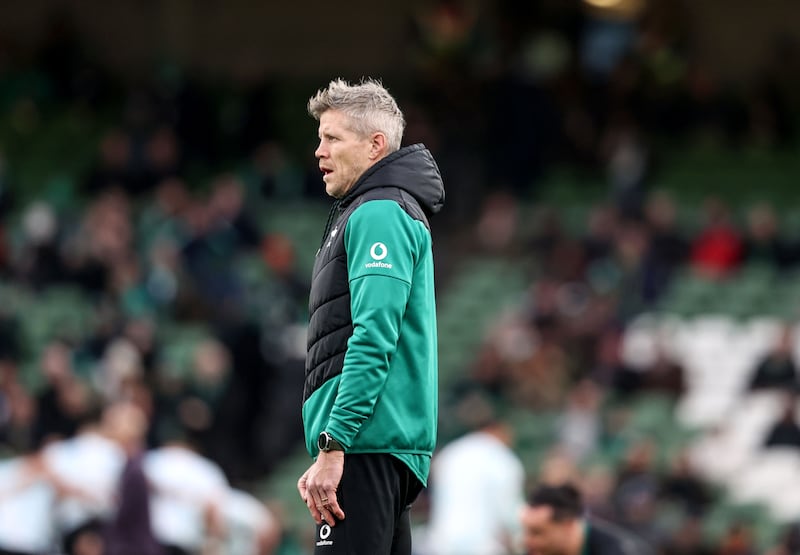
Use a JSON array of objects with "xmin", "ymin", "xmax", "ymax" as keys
[{"xmin": 340, "ymin": 144, "xmax": 445, "ymax": 215}]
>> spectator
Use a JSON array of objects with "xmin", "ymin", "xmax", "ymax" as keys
[
  {"xmin": 95, "ymin": 337, "xmax": 145, "ymax": 402},
  {"xmin": 557, "ymin": 378, "xmax": 604, "ymax": 463},
  {"xmin": 83, "ymin": 129, "xmax": 137, "ymax": 195},
  {"xmin": 743, "ymin": 202, "xmax": 796, "ymax": 270},
  {"xmin": 661, "ymin": 516, "xmax": 715, "ymax": 555},
  {"xmin": 0, "ymin": 313, "xmax": 22, "ymax": 364},
  {"xmin": 247, "ymin": 140, "xmax": 305, "ymax": 200},
  {"xmin": 505, "ymin": 309, "xmax": 571, "ymax": 410},
  {"xmin": 179, "ymin": 192, "xmax": 249, "ymax": 315},
  {"xmin": 537, "ymin": 448, "xmax": 581, "ymax": 489},
  {"xmin": 259, "ymin": 233, "xmax": 310, "ymax": 321},
  {"xmin": 0, "ymin": 360, "xmax": 37, "ymax": 454},
  {"xmin": 641, "ymin": 344, "xmax": 686, "ymax": 398},
  {"xmin": 659, "ymin": 449, "xmax": 713, "ymax": 517},
  {"xmin": 601, "ymin": 114, "xmax": 650, "ymax": 217},
  {"xmin": 717, "ymin": 522, "xmax": 757, "ymax": 555},
  {"xmin": 766, "ymin": 522, "xmax": 800, "ymax": 555},
  {"xmin": 475, "ymin": 190, "xmax": 520, "ymax": 254},
  {"xmin": 763, "ymin": 394, "xmax": 800, "ymax": 449},
  {"xmin": 33, "ymin": 340, "xmax": 96, "ymax": 447},
  {"xmin": 689, "ymin": 197, "xmax": 744, "ymax": 279},
  {"xmin": 175, "ymin": 337, "xmax": 249, "ymax": 479},
  {"xmin": 62, "ymin": 188, "xmax": 135, "ymax": 295},
  {"xmin": 143, "ymin": 237, "xmax": 196, "ymax": 317},
  {"xmin": 590, "ymin": 326, "xmax": 643, "ymax": 396},
  {"xmin": 582, "ymin": 203, "xmax": 618, "ymax": 265},
  {"xmin": 15, "ymin": 201, "xmax": 66, "ymax": 290},
  {"xmin": 206, "ymin": 173, "xmax": 262, "ymax": 250},
  {"xmin": 121, "ymin": 316, "xmax": 160, "ymax": 379},
  {"xmin": 528, "ymin": 206, "xmax": 569, "ymax": 266},
  {"xmin": 611, "ymin": 439, "xmax": 663, "ymax": 546},
  {"xmin": 140, "ymin": 127, "xmax": 182, "ymax": 194},
  {"xmin": 578, "ymin": 463, "xmax": 617, "ymax": 522},
  {"xmin": 136, "ymin": 177, "xmax": 191, "ymax": 252},
  {"xmin": 643, "ymin": 190, "xmax": 689, "ymax": 300},
  {"xmin": 611, "ymin": 218, "xmax": 653, "ymax": 317},
  {"xmin": 748, "ymin": 324, "xmax": 799, "ymax": 392}
]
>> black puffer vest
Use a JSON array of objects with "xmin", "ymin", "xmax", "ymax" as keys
[{"xmin": 303, "ymin": 144, "xmax": 445, "ymax": 401}]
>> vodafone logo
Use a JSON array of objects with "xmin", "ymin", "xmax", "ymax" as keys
[
  {"xmin": 320, "ymin": 524, "xmax": 332, "ymax": 540},
  {"xmin": 370, "ymin": 242, "xmax": 388, "ymax": 260},
  {"xmin": 365, "ymin": 241, "xmax": 392, "ymax": 269},
  {"xmin": 317, "ymin": 523, "xmax": 333, "ymax": 546}
]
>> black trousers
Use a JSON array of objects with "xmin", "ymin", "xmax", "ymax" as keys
[{"xmin": 313, "ymin": 453, "xmax": 423, "ymax": 555}]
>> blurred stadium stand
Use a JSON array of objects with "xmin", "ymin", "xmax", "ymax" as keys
[{"xmin": 1, "ymin": 1, "xmax": 800, "ymax": 554}]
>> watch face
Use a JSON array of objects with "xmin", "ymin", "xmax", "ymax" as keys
[{"xmin": 318, "ymin": 432, "xmax": 328, "ymax": 450}]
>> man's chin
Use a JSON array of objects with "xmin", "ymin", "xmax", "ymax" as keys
[{"xmin": 326, "ymin": 183, "xmax": 347, "ymax": 199}]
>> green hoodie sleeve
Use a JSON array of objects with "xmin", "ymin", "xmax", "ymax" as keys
[{"xmin": 324, "ymin": 199, "xmax": 421, "ymax": 448}]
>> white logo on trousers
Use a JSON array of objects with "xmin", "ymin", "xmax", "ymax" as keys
[{"xmin": 317, "ymin": 523, "xmax": 334, "ymax": 547}]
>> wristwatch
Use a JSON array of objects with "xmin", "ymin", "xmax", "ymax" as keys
[{"xmin": 317, "ymin": 431, "xmax": 345, "ymax": 452}]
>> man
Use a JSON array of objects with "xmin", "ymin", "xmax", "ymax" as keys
[
  {"xmin": 0, "ymin": 452, "xmax": 59, "ymax": 554},
  {"xmin": 220, "ymin": 488, "xmax": 281, "ymax": 555},
  {"xmin": 42, "ymin": 407, "xmax": 126, "ymax": 555},
  {"xmin": 520, "ymin": 483, "xmax": 654, "ymax": 555},
  {"xmin": 143, "ymin": 433, "xmax": 229, "ymax": 554},
  {"xmin": 102, "ymin": 401, "xmax": 162, "ymax": 555},
  {"xmin": 297, "ymin": 77, "xmax": 445, "ymax": 554},
  {"xmin": 424, "ymin": 395, "xmax": 525, "ymax": 554}
]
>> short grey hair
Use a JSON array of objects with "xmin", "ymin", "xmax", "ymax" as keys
[{"xmin": 308, "ymin": 78, "xmax": 405, "ymax": 153}]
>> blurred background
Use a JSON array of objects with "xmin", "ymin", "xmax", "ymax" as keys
[{"xmin": 0, "ymin": 0, "xmax": 800, "ymax": 553}]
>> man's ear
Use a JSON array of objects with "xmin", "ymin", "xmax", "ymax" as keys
[{"xmin": 369, "ymin": 132, "xmax": 387, "ymax": 160}]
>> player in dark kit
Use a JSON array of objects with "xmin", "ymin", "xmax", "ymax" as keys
[{"xmin": 521, "ymin": 484, "xmax": 655, "ymax": 555}]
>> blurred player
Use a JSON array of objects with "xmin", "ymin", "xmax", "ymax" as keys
[{"xmin": 520, "ymin": 483, "xmax": 654, "ymax": 555}]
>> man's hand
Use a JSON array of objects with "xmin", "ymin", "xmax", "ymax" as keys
[{"xmin": 297, "ymin": 451, "xmax": 346, "ymax": 526}]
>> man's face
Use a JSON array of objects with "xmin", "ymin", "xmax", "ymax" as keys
[
  {"xmin": 520, "ymin": 505, "xmax": 575, "ymax": 555},
  {"xmin": 315, "ymin": 109, "xmax": 373, "ymax": 199}
]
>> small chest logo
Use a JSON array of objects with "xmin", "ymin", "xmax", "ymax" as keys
[{"xmin": 324, "ymin": 227, "xmax": 340, "ymax": 250}]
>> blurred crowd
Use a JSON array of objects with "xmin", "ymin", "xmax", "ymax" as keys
[
  {"xmin": 411, "ymin": 2, "xmax": 800, "ymax": 553},
  {"xmin": 1, "ymin": 22, "xmax": 314, "ymax": 549},
  {"xmin": 0, "ymin": 173, "xmax": 305, "ymax": 552},
  {"xmin": 406, "ymin": 0, "xmax": 800, "ymax": 220},
  {"xmin": 0, "ymin": 1, "xmax": 799, "ymax": 554},
  {"xmin": 470, "ymin": 186, "xmax": 800, "ymax": 406},
  {"xmin": 421, "ymin": 186, "xmax": 800, "ymax": 554},
  {"xmin": 0, "ymin": 165, "xmax": 311, "ymax": 473}
]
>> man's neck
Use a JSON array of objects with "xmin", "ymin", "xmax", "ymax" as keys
[{"xmin": 567, "ymin": 520, "xmax": 587, "ymax": 555}]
